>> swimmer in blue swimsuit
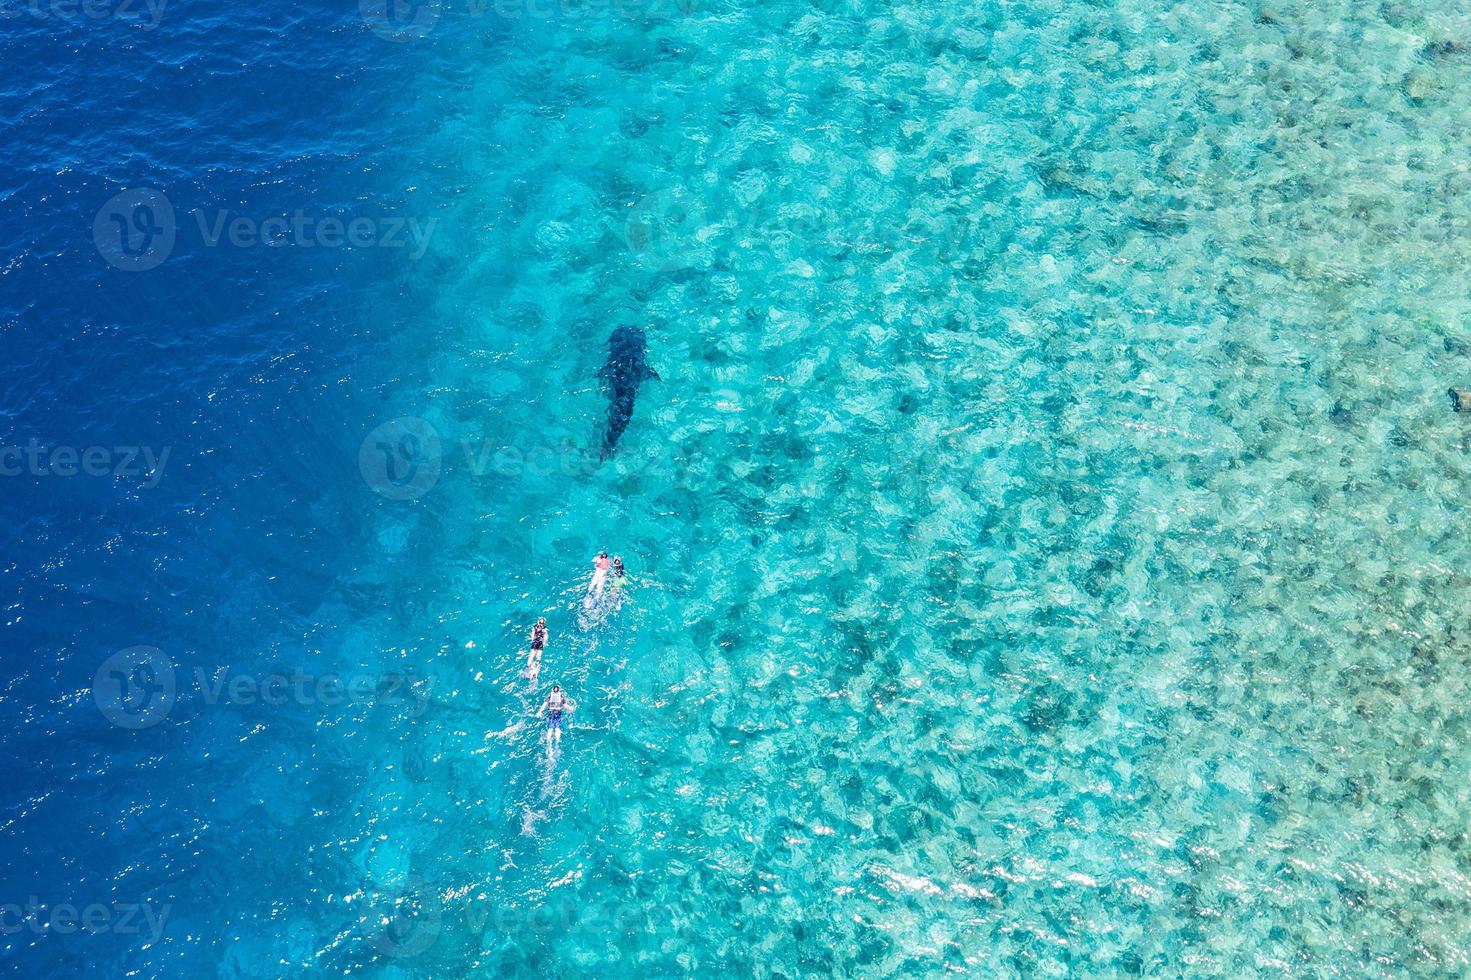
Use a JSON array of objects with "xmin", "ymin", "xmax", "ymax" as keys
[{"xmin": 538, "ymin": 684, "xmax": 574, "ymax": 747}]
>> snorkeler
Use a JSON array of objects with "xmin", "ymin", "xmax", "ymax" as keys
[
  {"xmin": 527, "ymin": 617, "xmax": 547, "ymax": 686},
  {"xmin": 537, "ymin": 684, "xmax": 574, "ymax": 746},
  {"xmin": 588, "ymin": 552, "xmax": 611, "ymax": 598},
  {"xmin": 609, "ymin": 556, "xmax": 627, "ymax": 610}
]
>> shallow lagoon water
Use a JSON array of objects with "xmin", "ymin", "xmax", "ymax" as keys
[
  {"xmin": 364, "ymin": 0, "xmax": 1471, "ymax": 973},
  {"xmin": 6, "ymin": 0, "xmax": 1471, "ymax": 975}
]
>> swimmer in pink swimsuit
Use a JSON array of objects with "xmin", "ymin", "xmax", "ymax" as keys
[{"xmin": 589, "ymin": 551, "xmax": 611, "ymax": 597}]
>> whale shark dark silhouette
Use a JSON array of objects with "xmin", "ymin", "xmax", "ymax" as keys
[{"xmin": 597, "ymin": 326, "xmax": 659, "ymax": 459}]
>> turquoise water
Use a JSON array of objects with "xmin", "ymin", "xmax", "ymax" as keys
[
  {"xmin": 341, "ymin": 1, "xmax": 1471, "ymax": 971},
  {"xmin": 10, "ymin": 0, "xmax": 1471, "ymax": 974},
  {"xmin": 326, "ymin": 0, "xmax": 1471, "ymax": 974}
]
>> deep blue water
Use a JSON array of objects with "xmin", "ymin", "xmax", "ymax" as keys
[
  {"xmin": 10, "ymin": 0, "xmax": 1471, "ymax": 976},
  {"xmin": 1, "ymin": 2, "xmax": 447, "ymax": 973}
]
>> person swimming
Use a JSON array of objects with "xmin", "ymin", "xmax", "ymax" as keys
[
  {"xmin": 538, "ymin": 684, "xmax": 574, "ymax": 746},
  {"xmin": 527, "ymin": 617, "xmax": 547, "ymax": 686},
  {"xmin": 588, "ymin": 552, "xmax": 611, "ymax": 598},
  {"xmin": 609, "ymin": 556, "xmax": 627, "ymax": 610}
]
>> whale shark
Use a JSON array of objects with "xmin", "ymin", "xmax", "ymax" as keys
[{"xmin": 597, "ymin": 326, "xmax": 659, "ymax": 459}]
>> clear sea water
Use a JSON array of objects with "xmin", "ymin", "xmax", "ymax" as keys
[{"xmin": 5, "ymin": 0, "xmax": 1471, "ymax": 975}]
